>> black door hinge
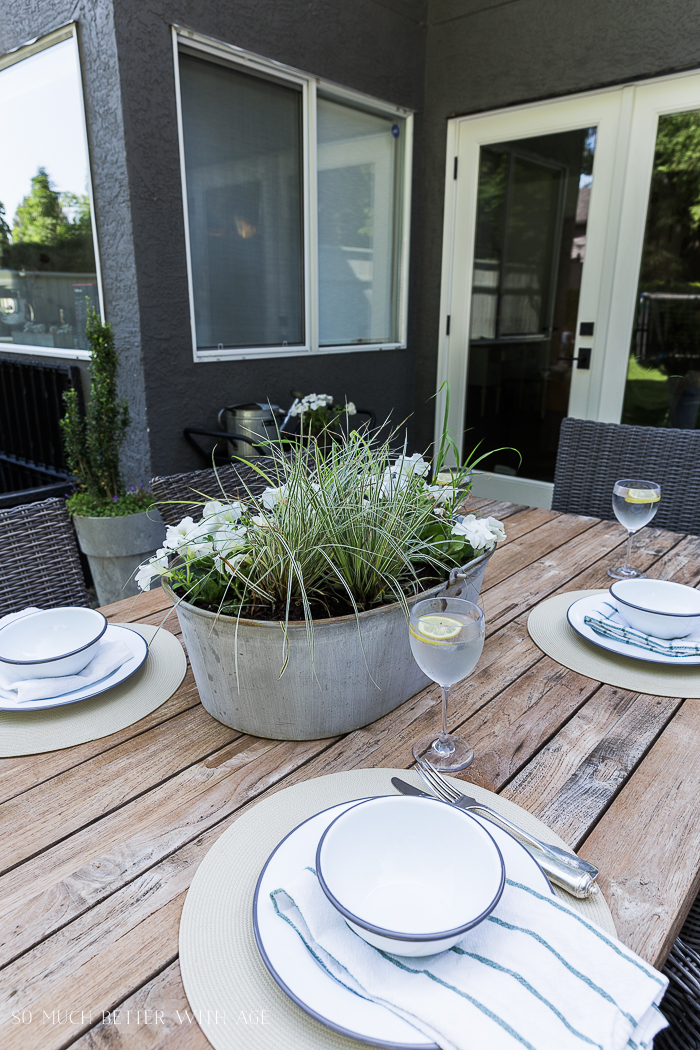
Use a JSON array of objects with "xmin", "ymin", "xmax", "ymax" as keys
[
  {"xmin": 446, "ymin": 315, "xmax": 451, "ymax": 335},
  {"xmin": 453, "ymin": 157, "xmax": 458, "ymax": 179}
]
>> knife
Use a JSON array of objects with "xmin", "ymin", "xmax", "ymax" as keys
[{"xmin": 391, "ymin": 777, "xmax": 599, "ymax": 899}]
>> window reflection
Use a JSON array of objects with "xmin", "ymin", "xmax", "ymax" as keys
[
  {"xmin": 0, "ymin": 37, "xmax": 98, "ymax": 353},
  {"xmin": 622, "ymin": 111, "xmax": 700, "ymax": 430}
]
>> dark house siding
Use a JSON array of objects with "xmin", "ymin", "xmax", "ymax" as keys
[
  {"xmin": 2, "ymin": 0, "xmax": 699, "ymax": 477},
  {"xmin": 111, "ymin": 0, "xmax": 428, "ymax": 475}
]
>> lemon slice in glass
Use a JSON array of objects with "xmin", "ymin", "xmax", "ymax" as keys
[
  {"xmin": 416, "ymin": 615, "xmax": 462, "ymax": 640},
  {"xmin": 625, "ymin": 488, "xmax": 661, "ymax": 504}
]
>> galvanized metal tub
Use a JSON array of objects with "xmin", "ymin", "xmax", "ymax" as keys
[{"xmin": 165, "ymin": 550, "xmax": 492, "ymax": 741}]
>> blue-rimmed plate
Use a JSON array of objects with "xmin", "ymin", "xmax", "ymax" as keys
[
  {"xmin": 253, "ymin": 797, "xmax": 552, "ymax": 1050},
  {"xmin": 567, "ymin": 594, "xmax": 700, "ymax": 666},
  {"xmin": 0, "ymin": 624, "xmax": 149, "ymax": 711}
]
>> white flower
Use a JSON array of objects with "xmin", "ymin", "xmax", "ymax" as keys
[
  {"xmin": 485, "ymin": 516, "xmax": 506, "ymax": 543},
  {"xmin": 135, "ymin": 547, "xmax": 170, "ymax": 591},
  {"xmin": 250, "ymin": 514, "xmax": 271, "ymax": 528},
  {"xmin": 451, "ymin": 514, "xmax": 496, "ymax": 552},
  {"xmin": 163, "ymin": 516, "xmax": 196, "ymax": 550},
  {"xmin": 261, "ymin": 485, "xmax": 287, "ymax": 510},
  {"xmin": 424, "ymin": 482, "xmax": 457, "ymax": 504},
  {"xmin": 217, "ymin": 550, "xmax": 247, "ymax": 577},
  {"xmin": 344, "ymin": 401, "xmax": 357, "ymax": 415},
  {"xmin": 393, "ymin": 452, "xmax": 430, "ymax": 478}
]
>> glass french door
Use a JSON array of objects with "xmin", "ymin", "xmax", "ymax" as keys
[{"xmin": 437, "ymin": 71, "xmax": 700, "ymax": 506}]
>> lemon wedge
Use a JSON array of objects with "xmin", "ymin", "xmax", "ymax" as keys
[
  {"xmin": 416, "ymin": 615, "xmax": 462, "ymax": 640},
  {"xmin": 625, "ymin": 488, "xmax": 660, "ymax": 504}
]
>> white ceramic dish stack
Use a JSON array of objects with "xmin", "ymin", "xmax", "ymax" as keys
[
  {"xmin": 0, "ymin": 607, "xmax": 107, "ymax": 678},
  {"xmin": 253, "ymin": 797, "xmax": 553, "ymax": 1050},
  {"xmin": 315, "ymin": 795, "xmax": 505, "ymax": 956},
  {"xmin": 609, "ymin": 579, "xmax": 700, "ymax": 639}
]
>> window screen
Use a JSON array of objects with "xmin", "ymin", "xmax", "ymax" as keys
[{"xmin": 179, "ymin": 52, "xmax": 305, "ymax": 350}]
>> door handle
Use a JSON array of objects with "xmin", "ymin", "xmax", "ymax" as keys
[{"xmin": 557, "ymin": 346, "xmax": 591, "ymax": 370}]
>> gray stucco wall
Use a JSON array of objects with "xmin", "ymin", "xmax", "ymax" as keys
[
  {"xmin": 0, "ymin": 2, "xmax": 151, "ymax": 485},
  {"xmin": 413, "ymin": 0, "xmax": 700, "ymax": 451},
  {"xmin": 112, "ymin": 0, "xmax": 428, "ymax": 476}
]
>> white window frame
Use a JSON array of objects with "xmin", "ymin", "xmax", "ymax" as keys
[
  {"xmin": 0, "ymin": 22, "xmax": 104, "ymax": 362},
  {"xmin": 172, "ymin": 25, "xmax": 413, "ymax": 363}
]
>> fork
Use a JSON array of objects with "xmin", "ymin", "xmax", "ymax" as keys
[{"xmin": 414, "ymin": 754, "xmax": 599, "ymax": 878}]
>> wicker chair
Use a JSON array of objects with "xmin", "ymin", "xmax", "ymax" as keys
[
  {"xmin": 151, "ymin": 459, "xmax": 284, "ymax": 527},
  {"xmin": 552, "ymin": 418, "xmax": 700, "ymax": 534},
  {"xmin": 657, "ymin": 894, "xmax": 700, "ymax": 1049},
  {"xmin": 0, "ymin": 497, "xmax": 89, "ymax": 616}
]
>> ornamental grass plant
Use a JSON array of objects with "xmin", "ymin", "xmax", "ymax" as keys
[{"xmin": 139, "ymin": 411, "xmax": 506, "ymax": 634}]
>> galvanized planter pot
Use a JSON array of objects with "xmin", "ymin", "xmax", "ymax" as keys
[
  {"xmin": 74, "ymin": 510, "xmax": 165, "ymax": 606},
  {"xmin": 165, "ymin": 550, "xmax": 493, "ymax": 741}
]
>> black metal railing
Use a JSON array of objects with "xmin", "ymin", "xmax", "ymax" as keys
[{"xmin": 0, "ymin": 359, "xmax": 82, "ymax": 508}]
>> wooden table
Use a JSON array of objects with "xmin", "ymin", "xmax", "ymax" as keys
[{"xmin": 3, "ymin": 500, "xmax": 700, "ymax": 1049}]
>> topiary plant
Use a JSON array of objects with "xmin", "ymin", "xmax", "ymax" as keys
[{"xmin": 61, "ymin": 305, "xmax": 150, "ymax": 516}]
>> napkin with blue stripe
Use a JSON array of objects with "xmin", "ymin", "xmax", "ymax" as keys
[
  {"xmin": 272, "ymin": 866, "xmax": 667, "ymax": 1050},
  {"xmin": 584, "ymin": 601, "xmax": 700, "ymax": 657}
]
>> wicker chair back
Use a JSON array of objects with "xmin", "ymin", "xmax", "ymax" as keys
[
  {"xmin": 150, "ymin": 459, "xmax": 283, "ymax": 527},
  {"xmin": 552, "ymin": 418, "xmax": 700, "ymax": 535},
  {"xmin": 0, "ymin": 497, "xmax": 89, "ymax": 616}
]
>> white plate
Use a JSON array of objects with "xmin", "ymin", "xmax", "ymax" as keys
[
  {"xmin": 253, "ymin": 797, "xmax": 553, "ymax": 1050},
  {"xmin": 567, "ymin": 594, "xmax": 700, "ymax": 666},
  {"xmin": 0, "ymin": 624, "xmax": 149, "ymax": 711}
]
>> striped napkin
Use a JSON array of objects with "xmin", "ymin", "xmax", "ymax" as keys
[
  {"xmin": 272, "ymin": 866, "xmax": 668, "ymax": 1050},
  {"xmin": 584, "ymin": 601, "xmax": 700, "ymax": 657}
]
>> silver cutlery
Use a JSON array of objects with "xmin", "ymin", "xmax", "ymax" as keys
[
  {"xmin": 391, "ymin": 769, "xmax": 599, "ymax": 899},
  {"xmin": 411, "ymin": 755, "xmax": 599, "ymax": 878}
]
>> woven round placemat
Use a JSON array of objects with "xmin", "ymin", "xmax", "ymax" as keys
[
  {"xmin": 528, "ymin": 589, "xmax": 700, "ymax": 698},
  {"xmin": 0, "ymin": 624, "xmax": 186, "ymax": 757},
  {"xmin": 179, "ymin": 767, "xmax": 615, "ymax": 1050}
]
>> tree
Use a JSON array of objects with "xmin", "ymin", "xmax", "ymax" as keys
[
  {"xmin": 61, "ymin": 305, "xmax": 130, "ymax": 502},
  {"xmin": 0, "ymin": 201, "xmax": 9, "ymax": 247},
  {"xmin": 12, "ymin": 168, "xmax": 71, "ymax": 245}
]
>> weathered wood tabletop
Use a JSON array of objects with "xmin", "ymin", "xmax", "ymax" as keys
[{"xmin": 2, "ymin": 499, "xmax": 700, "ymax": 1049}]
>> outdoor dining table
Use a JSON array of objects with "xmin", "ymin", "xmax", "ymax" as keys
[{"xmin": 2, "ymin": 497, "xmax": 700, "ymax": 1049}]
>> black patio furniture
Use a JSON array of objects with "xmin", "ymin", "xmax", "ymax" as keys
[
  {"xmin": 552, "ymin": 417, "xmax": 700, "ymax": 535},
  {"xmin": 0, "ymin": 496, "xmax": 89, "ymax": 616}
]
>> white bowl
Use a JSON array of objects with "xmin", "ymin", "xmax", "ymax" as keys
[
  {"xmin": 610, "ymin": 579, "xmax": 700, "ymax": 639},
  {"xmin": 0, "ymin": 607, "xmax": 108, "ymax": 679},
  {"xmin": 316, "ymin": 795, "xmax": 504, "ymax": 957}
]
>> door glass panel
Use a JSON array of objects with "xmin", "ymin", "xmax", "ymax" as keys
[
  {"xmin": 622, "ymin": 111, "xmax": 700, "ymax": 430},
  {"xmin": 464, "ymin": 128, "xmax": 596, "ymax": 481}
]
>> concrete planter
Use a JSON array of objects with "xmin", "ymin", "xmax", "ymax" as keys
[
  {"xmin": 164, "ymin": 550, "xmax": 492, "ymax": 741},
  {"xmin": 74, "ymin": 510, "xmax": 165, "ymax": 606}
]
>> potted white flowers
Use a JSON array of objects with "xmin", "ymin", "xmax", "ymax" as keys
[{"xmin": 140, "ymin": 418, "xmax": 506, "ymax": 740}]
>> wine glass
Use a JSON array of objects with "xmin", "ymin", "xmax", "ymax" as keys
[
  {"xmin": 607, "ymin": 478, "xmax": 661, "ymax": 580},
  {"xmin": 409, "ymin": 596, "xmax": 485, "ymax": 772}
]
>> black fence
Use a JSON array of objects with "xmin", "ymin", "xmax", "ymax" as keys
[{"xmin": 0, "ymin": 359, "xmax": 82, "ymax": 508}]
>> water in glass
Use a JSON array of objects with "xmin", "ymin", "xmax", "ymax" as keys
[
  {"xmin": 409, "ymin": 597, "xmax": 485, "ymax": 772},
  {"xmin": 608, "ymin": 478, "xmax": 660, "ymax": 580}
]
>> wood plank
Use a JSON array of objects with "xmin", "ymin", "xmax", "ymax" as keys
[
  {"xmin": 484, "ymin": 512, "xmax": 594, "ymax": 588},
  {"xmin": 70, "ymin": 961, "xmax": 208, "ymax": 1050},
  {"xmin": 101, "ymin": 588, "xmax": 174, "ymax": 623},
  {"xmin": 0, "ymin": 620, "xmax": 539, "ymax": 967},
  {"xmin": 0, "ymin": 735, "xmax": 332, "ymax": 969},
  {"xmin": 482, "ymin": 520, "xmax": 682, "ymax": 634},
  {"xmin": 578, "ymin": 700, "xmax": 700, "ymax": 966},
  {"xmin": 502, "ymin": 686, "xmax": 681, "ymax": 847},
  {"xmin": 0, "ymin": 671, "xmax": 201, "ymax": 807},
  {"xmin": 0, "ymin": 704, "xmax": 240, "ymax": 873}
]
